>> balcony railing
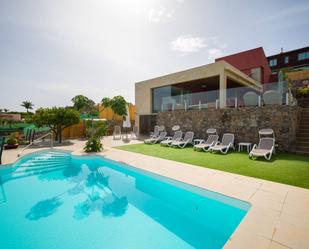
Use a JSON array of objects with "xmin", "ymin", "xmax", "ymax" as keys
[{"xmin": 159, "ymin": 81, "xmax": 292, "ymax": 112}]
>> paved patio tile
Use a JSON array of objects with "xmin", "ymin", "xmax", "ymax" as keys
[
  {"xmin": 282, "ymin": 202, "xmax": 309, "ymax": 219},
  {"xmin": 259, "ymin": 181, "xmax": 291, "ymax": 197},
  {"xmin": 224, "ymin": 227, "xmax": 271, "ymax": 249},
  {"xmin": 273, "ymin": 217, "xmax": 309, "ymax": 249},
  {"xmin": 249, "ymin": 194, "xmax": 285, "ymax": 212},
  {"xmin": 239, "ymin": 206, "xmax": 280, "ymax": 239},
  {"xmin": 269, "ymin": 241, "xmax": 293, "ymax": 249}
]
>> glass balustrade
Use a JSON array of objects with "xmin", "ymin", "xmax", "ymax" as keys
[{"xmin": 155, "ymin": 81, "xmax": 291, "ymax": 112}]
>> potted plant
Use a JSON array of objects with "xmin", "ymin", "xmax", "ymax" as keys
[
  {"xmin": 4, "ymin": 132, "xmax": 19, "ymax": 149},
  {"xmin": 297, "ymin": 87, "xmax": 309, "ymax": 97}
]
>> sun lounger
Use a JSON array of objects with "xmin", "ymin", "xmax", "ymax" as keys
[
  {"xmin": 206, "ymin": 128, "xmax": 217, "ymax": 135},
  {"xmin": 150, "ymin": 125, "xmax": 160, "ymax": 138},
  {"xmin": 113, "ymin": 126, "xmax": 122, "ymax": 140},
  {"xmin": 160, "ymin": 131, "xmax": 182, "ymax": 147},
  {"xmin": 249, "ymin": 138, "xmax": 275, "ymax": 161},
  {"xmin": 144, "ymin": 132, "xmax": 167, "ymax": 144},
  {"xmin": 263, "ymin": 90, "xmax": 282, "ymax": 105},
  {"xmin": 150, "ymin": 125, "xmax": 165, "ymax": 138},
  {"xmin": 130, "ymin": 126, "xmax": 139, "ymax": 140},
  {"xmin": 171, "ymin": 131, "xmax": 194, "ymax": 148},
  {"xmin": 210, "ymin": 133, "xmax": 235, "ymax": 154},
  {"xmin": 171, "ymin": 125, "xmax": 180, "ymax": 132},
  {"xmin": 243, "ymin": 91, "xmax": 259, "ymax": 106},
  {"xmin": 194, "ymin": 135, "xmax": 219, "ymax": 151}
]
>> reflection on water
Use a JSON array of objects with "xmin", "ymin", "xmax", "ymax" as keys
[
  {"xmin": 26, "ymin": 163, "xmax": 128, "ymax": 221},
  {"xmin": 26, "ymin": 197, "xmax": 63, "ymax": 220},
  {"xmin": 0, "ymin": 155, "xmax": 250, "ymax": 249}
]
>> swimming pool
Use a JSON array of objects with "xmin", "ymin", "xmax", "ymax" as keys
[{"xmin": 0, "ymin": 150, "xmax": 250, "ymax": 249}]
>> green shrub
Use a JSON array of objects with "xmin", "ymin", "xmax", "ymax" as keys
[
  {"xmin": 85, "ymin": 120, "xmax": 107, "ymax": 138},
  {"xmin": 84, "ymin": 137, "xmax": 103, "ymax": 152},
  {"xmin": 297, "ymin": 87, "xmax": 309, "ymax": 96},
  {"xmin": 6, "ymin": 132, "xmax": 19, "ymax": 145}
]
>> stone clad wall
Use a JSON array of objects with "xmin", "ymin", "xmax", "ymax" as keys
[{"xmin": 157, "ymin": 106, "xmax": 301, "ymax": 152}]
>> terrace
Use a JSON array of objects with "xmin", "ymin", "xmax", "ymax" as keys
[
  {"xmin": 152, "ymin": 78, "xmax": 289, "ymax": 112},
  {"xmin": 1, "ymin": 136, "xmax": 309, "ymax": 249}
]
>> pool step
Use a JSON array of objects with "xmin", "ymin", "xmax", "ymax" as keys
[
  {"xmin": 19, "ymin": 158, "xmax": 71, "ymax": 166},
  {"xmin": 19, "ymin": 161, "xmax": 70, "ymax": 167},
  {"xmin": 0, "ymin": 151, "xmax": 73, "ymax": 183},
  {"xmin": 15, "ymin": 162, "xmax": 68, "ymax": 172},
  {"xmin": 16, "ymin": 151, "xmax": 72, "ymax": 167},
  {"xmin": 3, "ymin": 165, "xmax": 68, "ymax": 182}
]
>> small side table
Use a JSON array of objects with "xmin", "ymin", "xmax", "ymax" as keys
[
  {"xmin": 238, "ymin": 142, "xmax": 252, "ymax": 153},
  {"xmin": 193, "ymin": 139, "xmax": 204, "ymax": 145}
]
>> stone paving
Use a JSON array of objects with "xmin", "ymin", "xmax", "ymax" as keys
[{"xmin": 1, "ymin": 136, "xmax": 309, "ymax": 249}]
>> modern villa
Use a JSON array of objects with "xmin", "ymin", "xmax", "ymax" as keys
[{"xmin": 135, "ymin": 46, "xmax": 309, "ymax": 154}]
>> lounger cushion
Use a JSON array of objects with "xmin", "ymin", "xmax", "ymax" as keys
[
  {"xmin": 211, "ymin": 145, "xmax": 227, "ymax": 151},
  {"xmin": 160, "ymin": 140, "xmax": 171, "ymax": 145},
  {"xmin": 250, "ymin": 149, "xmax": 270, "ymax": 156},
  {"xmin": 194, "ymin": 143, "xmax": 211, "ymax": 149}
]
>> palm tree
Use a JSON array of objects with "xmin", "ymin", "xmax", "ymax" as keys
[
  {"xmin": 3, "ymin": 108, "xmax": 9, "ymax": 113},
  {"xmin": 21, "ymin": 101, "xmax": 34, "ymax": 113}
]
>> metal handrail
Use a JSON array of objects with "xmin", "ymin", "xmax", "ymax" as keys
[{"xmin": 18, "ymin": 132, "xmax": 53, "ymax": 157}]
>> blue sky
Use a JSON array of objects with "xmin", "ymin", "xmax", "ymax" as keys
[{"xmin": 0, "ymin": 0, "xmax": 308, "ymax": 111}]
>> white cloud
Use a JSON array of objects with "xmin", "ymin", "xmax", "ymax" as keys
[
  {"xmin": 148, "ymin": 7, "xmax": 175, "ymax": 23},
  {"xmin": 171, "ymin": 35, "xmax": 207, "ymax": 54},
  {"xmin": 207, "ymin": 48, "xmax": 223, "ymax": 61}
]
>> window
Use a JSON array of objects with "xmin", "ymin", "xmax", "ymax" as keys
[
  {"xmin": 284, "ymin": 56, "xmax": 289, "ymax": 64},
  {"xmin": 269, "ymin": 58, "xmax": 277, "ymax": 67},
  {"xmin": 298, "ymin": 51, "xmax": 309, "ymax": 61},
  {"xmin": 152, "ymin": 86, "xmax": 182, "ymax": 113}
]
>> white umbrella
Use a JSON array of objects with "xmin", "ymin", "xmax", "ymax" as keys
[
  {"xmin": 278, "ymin": 70, "xmax": 284, "ymax": 95},
  {"xmin": 122, "ymin": 104, "xmax": 131, "ymax": 128}
]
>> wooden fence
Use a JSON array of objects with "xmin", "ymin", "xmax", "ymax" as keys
[
  {"xmin": 62, "ymin": 122, "xmax": 86, "ymax": 139},
  {"xmin": 98, "ymin": 104, "xmax": 136, "ymax": 121},
  {"xmin": 62, "ymin": 104, "xmax": 136, "ymax": 139}
]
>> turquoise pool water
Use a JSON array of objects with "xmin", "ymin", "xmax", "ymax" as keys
[{"xmin": 0, "ymin": 150, "xmax": 250, "ymax": 249}]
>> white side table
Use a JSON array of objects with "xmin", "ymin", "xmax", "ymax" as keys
[
  {"xmin": 238, "ymin": 142, "xmax": 252, "ymax": 153},
  {"xmin": 193, "ymin": 139, "xmax": 204, "ymax": 145}
]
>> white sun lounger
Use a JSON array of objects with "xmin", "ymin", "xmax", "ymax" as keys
[
  {"xmin": 130, "ymin": 126, "xmax": 139, "ymax": 140},
  {"xmin": 263, "ymin": 90, "xmax": 282, "ymax": 105},
  {"xmin": 243, "ymin": 91, "xmax": 259, "ymax": 106},
  {"xmin": 171, "ymin": 131, "xmax": 194, "ymax": 148},
  {"xmin": 210, "ymin": 133, "xmax": 235, "ymax": 154},
  {"xmin": 249, "ymin": 138, "xmax": 275, "ymax": 161},
  {"xmin": 160, "ymin": 131, "xmax": 182, "ymax": 147},
  {"xmin": 113, "ymin": 126, "xmax": 122, "ymax": 140},
  {"xmin": 144, "ymin": 132, "xmax": 167, "ymax": 144},
  {"xmin": 150, "ymin": 125, "xmax": 160, "ymax": 139},
  {"xmin": 194, "ymin": 135, "xmax": 219, "ymax": 151}
]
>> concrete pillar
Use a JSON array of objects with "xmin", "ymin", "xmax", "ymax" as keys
[
  {"xmin": 135, "ymin": 114, "xmax": 140, "ymax": 134},
  {"xmin": 219, "ymin": 71, "xmax": 227, "ymax": 108}
]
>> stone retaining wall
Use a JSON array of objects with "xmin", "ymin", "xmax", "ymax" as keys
[{"xmin": 157, "ymin": 106, "xmax": 301, "ymax": 152}]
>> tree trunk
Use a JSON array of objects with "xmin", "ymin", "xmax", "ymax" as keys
[{"xmin": 58, "ymin": 126, "xmax": 62, "ymax": 143}]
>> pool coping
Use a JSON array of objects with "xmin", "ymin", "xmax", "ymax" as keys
[{"xmin": 1, "ymin": 139, "xmax": 309, "ymax": 249}]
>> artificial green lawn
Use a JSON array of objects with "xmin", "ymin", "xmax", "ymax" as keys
[{"xmin": 116, "ymin": 144, "xmax": 309, "ymax": 189}]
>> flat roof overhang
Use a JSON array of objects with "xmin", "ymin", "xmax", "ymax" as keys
[{"xmin": 135, "ymin": 60, "xmax": 262, "ymax": 91}]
